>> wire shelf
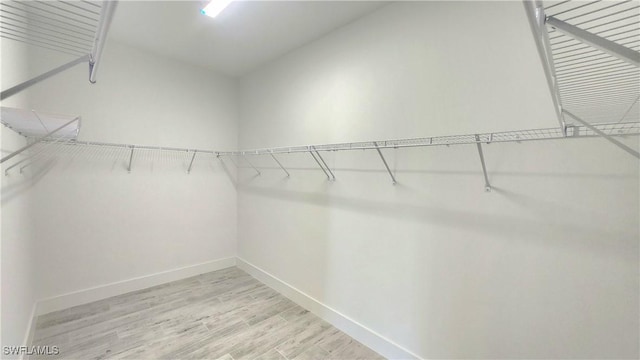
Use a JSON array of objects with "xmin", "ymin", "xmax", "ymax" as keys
[
  {"xmin": 0, "ymin": 0, "xmax": 102, "ymax": 57},
  {"xmin": 543, "ymin": 0, "xmax": 640, "ymax": 125},
  {"xmin": 221, "ymin": 121, "xmax": 640, "ymax": 156},
  {"xmin": 0, "ymin": 0, "xmax": 117, "ymax": 100},
  {"xmin": 1, "ymin": 107, "xmax": 80, "ymax": 139}
]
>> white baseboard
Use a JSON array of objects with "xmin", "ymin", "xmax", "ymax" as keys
[
  {"xmin": 35, "ymin": 257, "xmax": 236, "ymax": 316},
  {"xmin": 236, "ymin": 257, "xmax": 421, "ymax": 360}
]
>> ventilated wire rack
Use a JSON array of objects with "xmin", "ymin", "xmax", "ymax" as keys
[
  {"xmin": 220, "ymin": 121, "xmax": 640, "ymax": 156},
  {"xmin": 3, "ymin": 139, "xmax": 221, "ymax": 175},
  {"xmin": 5, "ymin": 120, "xmax": 637, "ymax": 179},
  {"xmin": 0, "ymin": 0, "xmax": 117, "ymax": 100},
  {"xmin": 0, "ymin": 0, "xmax": 102, "ymax": 57},
  {"xmin": 543, "ymin": 0, "xmax": 640, "ymax": 124},
  {"xmin": 1, "ymin": 2, "xmax": 638, "ymax": 184}
]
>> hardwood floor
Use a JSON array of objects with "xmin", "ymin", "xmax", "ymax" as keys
[{"xmin": 31, "ymin": 267, "xmax": 385, "ymax": 360}]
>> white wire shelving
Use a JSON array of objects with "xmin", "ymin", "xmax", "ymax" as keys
[
  {"xmin": 524, "ymin": 0, "xmax": 639, "ymax": 131},
  {"xmin": 0, "ymin": 1, "xmax": 637, "ymax": 191},
  {"xmin": 2, "ymin": 111, "xmax": 638, "ymax": 190},
  {"xmin": 5, "ymin": 139, "xmax": 219, "ymax": 176},
  {"xmin": 544, "ymin": 0, "xmax": 639, "ymax": 125},
  {"xmin": 219, "ymin": 122, "xmax": 640, "ymax": 156},
  {"xmin": 0, "ymin": 0, "xmax": 118, "ymax": 100},
  {"xmin": 0, "ymin": 107, "xmax": 81, "ymax": 170}
]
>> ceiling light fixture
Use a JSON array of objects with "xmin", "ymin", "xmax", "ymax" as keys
[{"xmin": 201, "ymin": 0, "xmax": 234, "ymax": 18}]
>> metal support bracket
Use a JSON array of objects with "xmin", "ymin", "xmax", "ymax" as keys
[
  {"xmin": 475, "ymin": 135, "xmax": 492, "ymax": 192},
  {"xmin": 313, "ymin": 147, "xmax": 335, "ymax": 181},
  {"xmin": 546, "ymin": 16, "xmax": 640, "ymax": 67},
  {"xmin": 242, "ymin": 154, "xmax": 261, "ymax": 175},
  {"xmin": 374, "ymin": 142, "xmax": 396, "ymax": 185},
  {"xmin": 1, "ymin": 55, "xmax": 90, "ymax": 100},
  {"xmin": 32, "ymin": 110, "xmax": 49, "ymax": 133},
  {"xmin": 227, "ymin": 155, "xmax": 238, "ymax": 167},
  {"xmin": 187, "ymin": 151, "xmax": 197, "ymax": 174},
  {"xmin": 89, "ymin": 1, "xmax": 119, "ymax": 83},
  {"xmin": 1, "ymin": 117, "xmax": 80, "ymax": 164},
  {"xmin": 563, "ymin": 110, "xmax": 640, "ymax": 159},
  {"xmin": 270, "ymin": 153, "xmax": 290, "ymax": 177},
  {"xmin": 217, "ymin": 154, "xmax": 228, "ymax": 168},
  {"xmin": 309, "ymin": 151, "xmax": 330, "ymax": 180},
  {"xmin": 523, "ymin": 1, "xmax": 567, "ymax": 136},
  {"xmin": 127, "ymin": 146, "xmax": 135, "ymax": 173}
]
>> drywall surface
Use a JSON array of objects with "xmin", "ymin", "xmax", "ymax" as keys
[
  {"xmin": 22, "ymin": 41, "xmax": 238, "ymax": 301},
  {"xmin": 238, "ymin": 2, "xmax": 639, "ymax": 358},
  {"xmin": 1, "ymin": 39, "xmax": 37, "ymax": 355}
]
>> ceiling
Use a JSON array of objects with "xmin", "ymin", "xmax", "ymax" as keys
[{"xmin": 108, "ymin": 1, "xmax": 389, "ymax": 77}]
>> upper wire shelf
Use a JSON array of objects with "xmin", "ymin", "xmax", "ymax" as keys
[
  {"xmin": 0, "ymin": 0, "xmax": 118, "ymax": 100},
  {"xmin": 219, "ymin": 121, "xmax": 640, "ymax": 156},
  {"xmin": 1, "ymin": 2, "xmax": 638, "ymax": 185},
  {"xmin": 1, "ymin": 107, "xmax": 80, "ymax": 139},
  {"xmin": 0, "ymin": 106, "xmax": 81, "ymax": 169},
  {"xmin": 541, "ymin": 0, "xmax": 639, "ymax": 125},
  {"xmin": 0, "ymin": 0, "xmax": 102, "ymax": 57},
  {"xmin": 3, "ymin": 117, "xmax": 635, "ymax": 189}
]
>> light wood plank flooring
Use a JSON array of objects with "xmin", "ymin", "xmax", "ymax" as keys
[{"xmin": 31, "ymin": 267, "xmax": 385, "ymax": 360}]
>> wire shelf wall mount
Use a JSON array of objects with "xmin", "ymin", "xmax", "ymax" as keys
[{"xmin": 0, "ymin": 0, "xmax": 118, "ymax": 100}]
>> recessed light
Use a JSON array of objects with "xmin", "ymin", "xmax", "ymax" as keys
[{"xmin": 201, "ymin": 0, "xmax": 234, "ymax": 18}]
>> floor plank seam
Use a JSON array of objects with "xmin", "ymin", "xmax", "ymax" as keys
[{"xmin": 275, "ymin": 347, "xmax": 290, "ymax": 360}]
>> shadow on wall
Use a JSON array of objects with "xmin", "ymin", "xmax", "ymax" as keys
[
  {"xmin": 232, "ymin": 165, "xmax": 636, "ymax": 179},
  {"xmin": 1, "ymin": 150, "xmax": 57, "ymax": 206},
  {"xmin": 235, "ymin": 156, "xmax": 639, "ymax": 358},
  {"xmin": 237, "ymin": 181, "xmax": 637, "ymax": 261}
]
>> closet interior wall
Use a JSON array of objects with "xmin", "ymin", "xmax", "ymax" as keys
[
  {"xmin": 0, "ymin": 1, "xmax": 638, "ymax": 359},
  {"xmin": 237, "ymin": 2, "xmax": 639, "ymax": 359},
  {"xmin": 0, "ymin": 39, "xmax": 37, "ymax": 354},
  {"xmin": 1, "ymin": 39, "xmax": 239, "ymax": 333}
]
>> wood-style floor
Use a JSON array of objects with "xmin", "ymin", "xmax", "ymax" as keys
[{"xmin": 31, "ymin": 267, "xmax": 385, "ymax": 360}]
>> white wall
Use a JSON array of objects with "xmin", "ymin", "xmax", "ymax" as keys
[
  {"xmin": 20, "ymin": 41, "xmax": 238, "ymax": 302},
  {"xmin": 238, "ymin": 2, "xmax": 639, "ymax": 359},
  {"xmin": 0, "ymin": 39, "xmax": 37, "ymax": 354}
]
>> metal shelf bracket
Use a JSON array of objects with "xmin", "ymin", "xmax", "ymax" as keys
[
  {"xmin": 309, "ymin": 150, "xmax": 330, "ymax": 180},
  {"xmin": 127, "ymin": 146, "xmax": 134, "ymax": 173},
  {"xmin": 270, "ymin": 153, "xmax": 290, "ymax": 177},
  {"xmin": 563, "ymin": 110, "xmax": 640, "ymax": 159},
  {"xmin": 475, "ymin": 135, "xmax": 491, "ymax": 192},
  {"xmin": 374, "ymin": 141, "xmax": 397, "ymax": 185},
  {"xmin": 242, "ymin": 154, "xmax": 261, "ymax": 176},
  {"xmin": 523, "ymin": 0, "xmax": 567, "ymax": 136},
  {"xmin": 312, "ymin": 147, "xmax": 335, "ymax": 181},
  {"xmin": 0, "ymin": 55, "xmax": 90, "ymax": 101},
  {"xmin": 187, "ymin": 151, "xmax": 197, "ymax": 174}
]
